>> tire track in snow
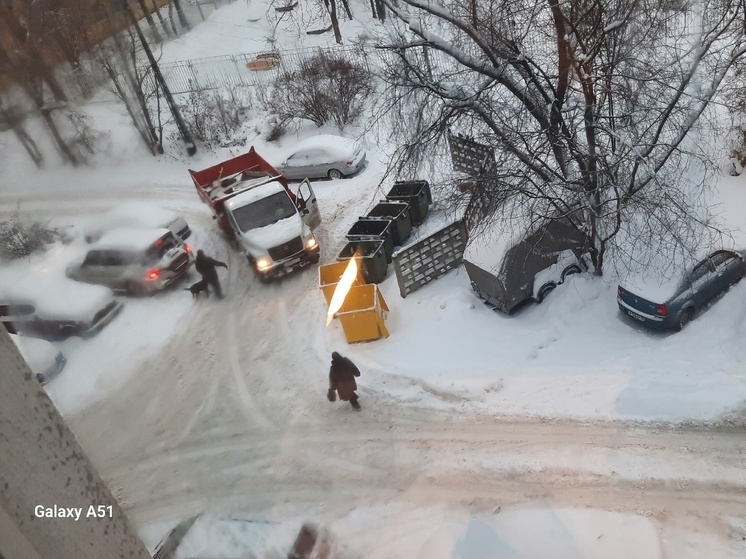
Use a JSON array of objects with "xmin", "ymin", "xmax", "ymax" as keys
[
  {"xmin": 221, "ymin": 246, "xmax": 273, "ymax": 431},
  {"xmin": 98, "ymin": 415, "xmax": 746, "ymax": 528}
]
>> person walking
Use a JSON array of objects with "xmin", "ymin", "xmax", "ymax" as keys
[
  {"xmin": 327, "ymin": 351, "xmax": 362, "ymax": 410},
  {"xmin": 195, "ymin": 249, "xmax": 228, "ymax": 299}
]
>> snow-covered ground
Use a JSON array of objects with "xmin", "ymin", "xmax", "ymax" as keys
[{"xmin": 2, "ymin": 1, "xmax": 746, "ymax": 557}]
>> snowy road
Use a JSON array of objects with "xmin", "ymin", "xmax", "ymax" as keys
[
  {"xmin": 6, "ymin": 179, "xmax": 746, "ymax": 554},
  {"xmin": 52, "ymin": 210, "xmax": 746, "ymax": 545}
]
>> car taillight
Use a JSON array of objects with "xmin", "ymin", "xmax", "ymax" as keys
[
  {"xmin": 656, "ymin": 304, "xmax": 667, "ymax": 317},
  {"xmin": 184, "ymin": 244, "xmax": 192, "ymax": 253},
  {"xmin": 146, "ymin": 269, "xmax": 160, "ymax": 280},
  {"xmin": 346, "ymin": 160, "xmax": 353, "ymax": 165}
]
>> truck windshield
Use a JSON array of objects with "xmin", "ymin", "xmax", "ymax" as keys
[{"xmin": 231, "ymin": 191, "xmax": 297, "ymax": 231}]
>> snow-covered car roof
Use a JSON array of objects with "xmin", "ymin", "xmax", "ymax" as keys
[
  {"xmin": 93, "ymin": 227, "xmax": 172, "ymax": 251},
  {"xmin": 83, "ymin": 202, "xmax": 179, "ymax": 240},
  {"xmin": 225, "ymin": 181, "xmax": 287, "ymax": 210},
  {"xmin": 10, "ymin": 333, "xmax": 62, "ymax": 379},
  {"xmin": 0, "ymin": 270, "xmax": 117, "ymax": 320},
  {"xmin": 286, "ymin": 134, "xmax": 359, "ymax": 159}
]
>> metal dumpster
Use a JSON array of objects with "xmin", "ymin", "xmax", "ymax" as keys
[
  {"xmin": 365, "ymin": 202, "xmax": 412, "ymax": 246},
  {"xmin": 318, "ymin": 261, "xmax": 366, "ymax": 307},
  {"xmin": 337, "ymin": 239, "xmax": 388, "ymax": 284},
  {"xmin": 336, "ymin": 284, "xmax": 390, "ymax": 343},
  {"xmin": 346, "ymin": 218, "xmax": 395, "ymax": 264},
  {"xmin": 386, "ymin": 180, "xmax": 431, "ymax": 226},
  {"xmin": 463, "ymin": 218, "xmax": 589, "ymax": 313}
]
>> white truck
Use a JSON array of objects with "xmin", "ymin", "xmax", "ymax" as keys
[{"xmin": 189, "ymin": 147, "xmax": 321, "ymax": 281}]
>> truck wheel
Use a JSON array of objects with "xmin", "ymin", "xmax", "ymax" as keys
[
  {"xmin": 328, "ymin": 169, "xmax": 343, "ymax": 180},
  {"xmin": 536, "ymin": 282, "xmax": 557, "ymax": 303}
]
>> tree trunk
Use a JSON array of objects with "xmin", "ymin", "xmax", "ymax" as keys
[
  {"xmin": 103, "ymin": 60, "xmax": 158, "ymax": 154},
  {"xmin": 149, "ymin": 0, "xmax": 173, "ymax": 37},
  {"xmin": 375, "ymin": 0, "xmax": 385, "ymax": 21},
  {"xmin": 194, "ymin": 0, "xmax": 206, "ymax": 21},
  {"xmin": 168, "ymin": 2, "xmax": 179, "ymax": 35},
  {"xmin": 329, "ymin": 0, "xmax": 342, "ymax": 44},
  {"xmin": 0, "ymin": 106, "xmax": 44, "ymax": 168},
  {"xmin": 39, "ymin": 107, "xmax": 80, "ymax": 166},
  {"xmin": 135, "ymin": 0, "xmax": 163, "ymax": 42},
  {"xmin": 172, "ymin": 0, "xmax": 191, "ymax": 30},
  {"xmin": 340, "ymin": 0, "xmax": 353, "ymax": 20}
]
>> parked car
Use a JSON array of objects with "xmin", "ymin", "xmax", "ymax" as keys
[
  {"xmin": 1, "ymin": 278, "xmax": 122, "ymax": 341},
  {"xmin": 66, "ymin": 228, "xmax": 194, "ymax": 295},
  {"xmin": 275, "ymin": 134, "xmax": 367, "ymax": 180},
  {"xmin": 9, "ymin": 333, "xmax": 66, "ymax": 384},
  {"xmin": 83, "ymin": 201, "xmax": 191, "ymax": 243},
  {"xmin": 617, "ymin": 249, "xmax": 746, "ymax": 331}
]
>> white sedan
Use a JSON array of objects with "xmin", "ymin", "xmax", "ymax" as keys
[{"xmin": 275, "ymin": 134, "xmax": 367, "ymax": 180}]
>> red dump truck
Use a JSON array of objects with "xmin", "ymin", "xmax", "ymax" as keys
[{"xmin": 189, "ymin": 147, "xmax": 322, "ymax": 281}]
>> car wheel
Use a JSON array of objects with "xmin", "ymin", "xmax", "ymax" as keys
[
  {"xmin": 536, "ymin": 281, "xmax": 557, "ymax": 303},
  {"xmin": 676, "ymin": 308, "xmax": 694, "ymax": 331},
  {"xmin": 59, "ymin": 324, "xmax": 78, "ymax": 338},
  {"xmin": 561, "ymin": 264, "xmax": 582, "ymax": 282},
  {"xmin": 126, "ymin": 281, "xmax": 148, "ymax": 297},
  {"xmin": 328, "ymin": 169, "xmax": 343, "ymax": 180}
]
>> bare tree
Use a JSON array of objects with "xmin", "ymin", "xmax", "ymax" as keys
[
  {"xmin": 134, "ymin": 0, "xmax": 163, "ymax": 42},
  {"xmin": 147, "ymin": 0, "xmax": 174, "ymax": 38},
  {"xmin": 0, "ymin": 102, "xmax": 44, "ymax": 168},
  {"xmin": 378, "ymin": 0, "xmax": 746, "ymax": 275},
  {"xmin": 171, "ymin": 0, "xmax": 191, "ymax": 30}
]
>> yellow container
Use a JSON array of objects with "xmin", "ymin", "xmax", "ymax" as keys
[
  {"xmin": 318, "ymin": 261, "xmax": 366, "ymax": 307},
  {"xmin": 336, "ymin": 284, "xmax": 390, "ymax": 343}
]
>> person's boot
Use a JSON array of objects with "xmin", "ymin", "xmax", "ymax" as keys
[{"xmin": 350, "ymin": 398, "xmax": 361, "ymax": 411}]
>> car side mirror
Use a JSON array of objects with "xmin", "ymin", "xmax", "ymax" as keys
[{"xmin": 301, "ymin": 208, "xmax": 309, "ymax": 215}]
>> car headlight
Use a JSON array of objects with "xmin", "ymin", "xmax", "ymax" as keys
[
  {"xmin": 306, "ymin": 237, "xmax": 317, "ymax": 249},
  {"xmin": 256, "ymin": 257, "xmax": 271, "ymax": 271}
]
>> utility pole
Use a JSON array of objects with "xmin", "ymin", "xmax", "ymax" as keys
[{"xmin": 120, "ymin": 0, "xmax": 196, "ymax": 156}]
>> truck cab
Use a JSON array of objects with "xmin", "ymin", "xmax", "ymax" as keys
[
  {"xmin": 189, "ymin": 148, "xmax": 322, "ymax": 281},
  {"xmin": 224, "ymin": 179, "xmax": 320, "ymax": 279}
]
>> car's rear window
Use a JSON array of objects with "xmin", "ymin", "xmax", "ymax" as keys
[
  {"xmin": 143, "ymin": 233, "xmax": 179, "ymax": 263},
  {"xmin": 84, "ymin": 249, "xmax": 140, "ymax": 266},
  {"xmin": 709, "ymin": 252, "xmax": 733, "ymax": 266}
]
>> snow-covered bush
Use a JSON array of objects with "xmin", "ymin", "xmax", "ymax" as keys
[
  {"xmin": 262, "ymin": 52, "xmax": 372, "ymax": 128},
  {"xmin": 175, "ymin": 84, "xmax": 253, "ymax": 149},
  {"xmin": 0, "ymin": 215, "xmax": 64, "ymax": 260}
]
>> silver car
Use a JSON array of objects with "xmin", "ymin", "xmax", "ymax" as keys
[
  {"xmin": 275, "ymin": 134, "xmax": 367, "ymax": 180},
  {"xmin": 83, "ymin": 201, "xmax": 191, "ymax": 243},
  {"xmin": 66, "ymin": 228, "xmax": 194, "ymax": 295}
]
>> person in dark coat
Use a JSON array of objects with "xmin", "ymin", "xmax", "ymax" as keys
[
  {"xmin": 327, "ymin": 351, "xmax": 361, "ymax": 410},
  {"xmin": 195, "ymin": 249, "xmax": 228, "ymax": 299}
]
